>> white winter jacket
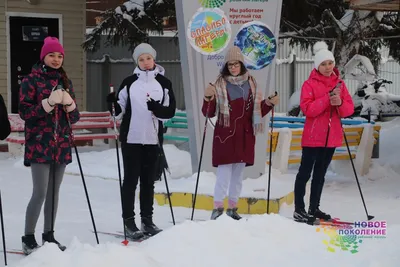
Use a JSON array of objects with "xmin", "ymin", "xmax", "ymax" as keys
[{"xmin": 116, "ymin": 64, "xmax": 176, "ymax": 144}]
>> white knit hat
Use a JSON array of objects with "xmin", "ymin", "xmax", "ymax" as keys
[
  {"xmin": 132, "ymin": 43, "xmax": 157, "ymax": 64},
  {"xmin": 313, "ymin": 41, "xmax": 335, "ymax": 69}
]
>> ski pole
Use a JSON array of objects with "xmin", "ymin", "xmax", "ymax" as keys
[
  {"xmin": 311, "ymin": 106, "xmax": 334, "ymax": 213},
  {"xmin": 74, "ymin": 146, "xmax": 100, "ymax": 244},
  {"xmin": 147, "ymin": 94, "xmax": 175, "ymax": 225},
  {"xmin": 336, "ymin": 106, "xmax": 374, "ymax": 221},
  {"xmin": 50, "ymin": 86, "xmax": 59, "ymax": 235},
  {"xmin": 312, "ymin": 83, "xmax": 341, "ymax": 211},
  {"xmin": 325, "ymin": 82, "xmax": 342, "ymax": 147},
  {"xmin": 191, "ymin": 90, "xmax": 213, "ymax": 221},
  {"xmin": 110, "ymin": 85, "xmax": 129, "ymax": 245},
  {"xmin": 0, "ymin": 190, "xmax": 7, "ymax": 266},
  {"xmin": 266, "ymin": 91, "xmax": 277, "ymax": 214},
  {"xmin": 63, "ymin": 91, "xmax": 99, "ymax": 245},
  {"xmin": 159, "ymin": 148, "xmax": 175, "ymax": 225}
]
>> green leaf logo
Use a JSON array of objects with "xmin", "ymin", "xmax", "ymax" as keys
[{"xmin": 198, "ymin": 0, "xmax": 226, "ymax": 8}]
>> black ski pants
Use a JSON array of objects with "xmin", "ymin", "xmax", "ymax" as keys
[
  {"xmin": 294, "ymin": 147, "xmax": 335, "ymax": 211},
  {"xmin": 121, "ymin": 143, "xmax": 159, "ymax": 220}
]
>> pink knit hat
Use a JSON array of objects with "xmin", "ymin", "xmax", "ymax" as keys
[{"xmin": 40, "ymin": 37, "xmax": 65, "ymax": 61}]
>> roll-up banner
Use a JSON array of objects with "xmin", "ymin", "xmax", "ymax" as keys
[{"xmin": 175, "ymin": 0, "xmax": 283, "ymax": 178}]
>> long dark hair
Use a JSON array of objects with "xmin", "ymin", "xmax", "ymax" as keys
[
  {"xmin": 58, "ymin": 67, "xmax": 70, "ymax": 89},
  {"xmin": 220, "ymin": 61, "xmax": 247, "ymax": 79},
  {"xmin": 215, "ymin": 61, "xmax": 249, "ymax": 90}
]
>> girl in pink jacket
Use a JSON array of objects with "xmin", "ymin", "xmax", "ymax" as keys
[{"xmin": 293, "ymin": 42, "xmax": 354, "ymax": 224}]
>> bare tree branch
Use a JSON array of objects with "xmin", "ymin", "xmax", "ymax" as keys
[
  {"xmin": 321, "ymin": 9, "xmax": 343, "ymax": 37},
  {"xmin": 279, "ymin": 33, "xmax": 336, "ymax": 40},
  {"xmin": 83, "ymin": 0, "xmax": 400, "ymax": 68}
]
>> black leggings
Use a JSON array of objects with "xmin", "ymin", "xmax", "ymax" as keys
[
  {"xmin": 294, "ymin": 147, "xmax": 335, "ymax": 211},
  {"xmin": 121, "ymin": 143, "xmax": 159, "ymax": 219}
]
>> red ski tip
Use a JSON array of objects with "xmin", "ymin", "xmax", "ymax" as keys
[{"xmin": 121, "ymin": 240, "xmax": 129, "ymax": 246}]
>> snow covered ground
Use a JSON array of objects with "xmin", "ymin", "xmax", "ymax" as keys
[{"xmin": 0, "ymin": 119, "xmax": 400, "ymax": 267}]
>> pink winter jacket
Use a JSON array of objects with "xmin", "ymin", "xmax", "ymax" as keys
[{"xmin": 300, "ymin": 68, "xmax": 354, "ymax": 148}]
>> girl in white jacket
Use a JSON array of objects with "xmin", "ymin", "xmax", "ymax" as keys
[{"xmin": 107, "ymin": 43, "xmax": 176, "ymax": 240}]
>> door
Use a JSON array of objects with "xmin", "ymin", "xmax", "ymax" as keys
[{"xmin": 9, "ymin": 17, "xmax": 59, "ymax": 113}]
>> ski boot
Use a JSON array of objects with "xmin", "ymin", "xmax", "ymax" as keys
[
  {"xmin": 309, "ymin": 208, "xmax": 332, "ymax": 221},
  {"xmin": 22, "ymin": 235, "xmax": 40, "ymax": 255},
  {"xmin": 293, "ymin": 209, "xmax": 318, "ymax": 225},
  {"xmin": 210, "ymin": 207, "xmax": 224, "ymax": 220},
  {"xmin": 42, "ymin": 231, "xmax": 66, "ymax": 251},
  {"xmin": 125, "ymin": 218, "xmax": 145, "ymax": 240},
  {"xmin": 226, "ymin": 208, "xmax": 242, "ymax": 220},
  {"xmin": 141, "ymin": 217, "xmax": 162, "ymax": 236}
]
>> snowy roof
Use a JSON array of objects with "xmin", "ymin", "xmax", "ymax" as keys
[
  {"xmin": 85, "ymin": 28, "xmax": 177, "ymax": 37},
  {"xmin": 347, "ymin": 0, "xmax": 400, "ymax": 11}
]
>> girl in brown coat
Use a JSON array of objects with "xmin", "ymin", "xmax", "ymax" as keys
[{"xmin": 202, "ymin": 46, "xmax": 279, "ymax": 220}]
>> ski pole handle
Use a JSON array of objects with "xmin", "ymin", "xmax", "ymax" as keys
[
  {"xmin": 329, "ymin": 82, "xmax": 342, "ymax": 96},
  {"xmin": 268, "ymin": 91, "xmax": 278, "ymax": 100},
  {"xmin": 267, "ymin": 91, "xmax": 278, "ymax": 107},
  {"xmin": 110, "ymin": 85, "xmax": 116, "ymax": 116},
  {"xmin": 109, "ymin": 85, "xmax": 119, "ymax": 137},
  {"xmin": 146, "ymin": 94, "xmax": 157, "ymax": 128}
]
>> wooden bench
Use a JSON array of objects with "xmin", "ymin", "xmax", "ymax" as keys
[
  {"xmin": 6, "ymin": 112, "xmax": 120, "ymax": 156},
  {"xmin": 6, "ymin": 133, "xmax": 118, "ymax": 145},
  {"xmin": 268, "ymin": 116, "xmax": 376, "ymax": 128},
  {"xmin": 163, "ymin": 112, "xmax": 189, "ymax": 142},
  {"xmin": 266, "ymin": 124, "xmax": 381, "ymax": 175},
  {"xmin": 6, "ymin": 111, "xmax": 191, "ymax": 155}
]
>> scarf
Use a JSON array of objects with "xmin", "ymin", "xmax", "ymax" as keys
[{"xmin": 214, "ymin": 71, "xmax": 264, "ymax": 135}]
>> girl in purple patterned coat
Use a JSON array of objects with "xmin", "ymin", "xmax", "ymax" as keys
[{"xmin": 19, "ymin": 37, "xmax": 80, "ymax": 255}]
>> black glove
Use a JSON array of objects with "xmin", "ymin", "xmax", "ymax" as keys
[
  {"xmin": 106, "ymin": 92, "xmax": 116, "ymax": 103},
  {"xmin": 147, "ymin": 98, "xmax": 162, "ymax": 111},
  {"xmin": 106, "ymin": 92, "xmax": 121, "ymax": 115}
]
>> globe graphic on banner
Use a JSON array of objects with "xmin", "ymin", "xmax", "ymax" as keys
[
  {"xmin": 234, "ymin": 22, "xmax": 277, "ymax": 70},
  {"xmin": 187, "ymin": 8, "xmax": 231, "ymax": 55},
  {"xmin": 198, "ymin": 0, "xmax": 226, "ymax": 8}
]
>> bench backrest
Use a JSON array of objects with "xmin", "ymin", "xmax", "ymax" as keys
[
  {"xmin": 267, "ymin": 125, "xmax": 381, "ymax": 153},
  {"xmin": 8, "ymin": 112, "xmax": 115, "ymax": 132}
]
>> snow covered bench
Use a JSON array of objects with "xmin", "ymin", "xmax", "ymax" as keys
[
  {"xmin": 6, "ymin": 112, "xmax": 120, "ymax": 156},
  {"xmin": 267, "ymin": 124, "xmax": 381, "ymax": 176}
]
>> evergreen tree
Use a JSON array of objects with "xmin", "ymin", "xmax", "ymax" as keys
[
  {"xmin": 280, "ymin": 0, "xmax": 400, "ymax": 72},
  {"xmin": 82, "ymin": 0, "xmax": 175, "ymax": 52},
  {"xmin": 83, "ymin": 0, "xmax": 400, "ymax": 72}
]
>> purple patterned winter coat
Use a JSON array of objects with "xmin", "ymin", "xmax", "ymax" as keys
[{"xmin": 19, "ymin": 64, "xmax": 80, "ymax": 166}]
